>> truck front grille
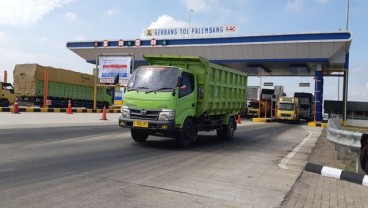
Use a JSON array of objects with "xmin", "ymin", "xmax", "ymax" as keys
[
  {"xmin": 130, "ymin": 109, "xmax": 160, "ymax": 120},
  {"xmin": 281, "ymin": 113, "xmax": 291, "ymax": 117}
]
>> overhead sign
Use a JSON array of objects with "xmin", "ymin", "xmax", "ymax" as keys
[
  {"xmin": 144, "ymin": 25, "xmax": 238, "ymax": 38},
  {"xmin": 98, "ymin": 56, "xmax": 131, "ymax": 84},
  {"xmin": 263, "ymin": 82, "xmax": 274, "ymax": 86},
  {"xmin": 299, "ymin": 83, "xmax": 310, "ymax": 87}
]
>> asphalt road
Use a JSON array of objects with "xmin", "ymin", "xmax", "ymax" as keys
[{"xmin": 0, "ymin": 115, "xmax": 321, "ymax": 208}]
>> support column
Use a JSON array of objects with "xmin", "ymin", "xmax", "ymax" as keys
[
  {"xmin": 343, "ymin": 53, "xmax": 349, "ymax": 126},
  {"xmin": 315, "ymin": 64, "xmax": 323, "ymax": 122}
]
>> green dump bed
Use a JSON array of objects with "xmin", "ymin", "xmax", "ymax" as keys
[
  {"xmin": 144, "ymin": 55, "xmax": 247, "ymax": 117},
  {"xmin": 13, "ymin": 64, "xmax": 110, "ymax": 102}
]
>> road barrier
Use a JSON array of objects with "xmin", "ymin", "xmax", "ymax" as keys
[
  {"xmin": 0, "ymin": 107, "xmax": 121, "ymax": 113},
  {"xmin": 326, "ymin": 118, "xmax": 368, "ymax": 174}
]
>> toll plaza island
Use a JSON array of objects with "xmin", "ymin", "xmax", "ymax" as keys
[{"xmin": 67, "ymin": 30, "xmax": 352, "ymax": 125}]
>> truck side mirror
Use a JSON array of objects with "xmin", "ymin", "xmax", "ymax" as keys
[
  {"xmin": 177, "ymin": 76, "xmax": 183, "ymax": 87},
  {"xmin": 113, "ymin": 74, "xmax": 119, "ymax": 84},
  {"xmin": 106, "ymin": 89, "xmax": 112, "ymax": 95}
]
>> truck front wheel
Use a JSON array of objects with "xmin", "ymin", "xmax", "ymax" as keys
[
  {"xmin": 217, "ymin": 117, "xmax": 236, "ymax": 140},
  {"xmin": 0, "ymin": 98, "xmax": 9, "ymax": 107},
  {"xmin": 177, "ymin": 118, "xmax": 195, "ymax": 147},
  {"xmin": 131, "ymin": 129, "xmax": 149, "ymax": 142}
]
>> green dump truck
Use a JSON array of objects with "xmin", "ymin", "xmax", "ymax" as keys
[
  {"xmin": 0, "ymin": 82, "xmax": 16, "ymax": 107},
  {"xmin": 119, "ymin": 55, "xmax": 247, "ymax": 147},
  {"xmin": 13, "ymin": 64, "xmax": 111, "ymax": 108}
]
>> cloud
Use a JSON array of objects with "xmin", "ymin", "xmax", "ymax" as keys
[
  {"xmin": 106, "ymin": 8, "xmax": 120, "ymax": 16},
  {"xmin": 64, "ymin": 12, "xmax": 77, "ymax": 21},
  {"xmin": 74, "ymin": 35, "xmax": 87, "ymax": 41},
  {"xmin": 0, "ymin": 31, "xmax": 13, "ymax": 44},
  {"xmin": 147, "ymin": 15, "xmax": 188, "ymax": 29},
  {"xmin": 37, "ymin": 36, "xmax": 49, "ymax": 44},
  {"xmin": 181, "ymin": 0, "xmax": 209, "ymax": 12},
  {"xmin": 0, "ymin": 0, "xmax": 74, "ymax": 27},
  {"xmin": 285, "ymin": 0, "xmax": 305, "ymax": 13}
]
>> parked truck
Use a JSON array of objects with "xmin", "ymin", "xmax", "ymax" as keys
[
  {"xmin": 119, "ymin": 55, "xmax": 247, "ymax": 147},
  {"xmin": 0, "ymin": 82, "xmax": 16, "ymax": 107},
  {"xmin": 277, "ymin": 97, "xmax": 301, "ymax": 123},
  {"xmin": 13, "ymin": 64, "xmax": 111, "ymax": 108},
  {"xmin": 294, "ymin": 92, "xmax": 314, "ymax": 121},
  {"xmin": 247, "ymin": 100, "xmax": 271, "ymax": 117}
]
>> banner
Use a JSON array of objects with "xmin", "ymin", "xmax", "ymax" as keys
[
  {"xmin": 144, "ymin": 25, "xmax": 238, "ymax": 38},
  {"xmin": 98, "ymin": 56, "xmax": 131, "ymax": 84}
]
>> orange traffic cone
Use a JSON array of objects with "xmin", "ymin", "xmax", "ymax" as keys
[
  {"xmin": 66, "ymin": 99, "xmax": 73, "ymax": 114},
  {"xmin": 237, "ymin": 113, "xmax": 241, "ymax": 124},
  {"xmin": 100, "ymin": 105, "xmax": 108, "ymax": 120},
  {"xmin": 12, "ymin": 98, "xmax": 20, "ymax": 114}
]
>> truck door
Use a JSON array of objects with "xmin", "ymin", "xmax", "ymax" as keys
[
  {"xmin": 0, "ymin": 82, "xmax": 16, "ymax": 106},
  {"xmin": 176, "ymin": 72, "xmax": 197, "ymax": 125}
]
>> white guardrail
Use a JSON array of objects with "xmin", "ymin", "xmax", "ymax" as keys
[{"xmin": 326, "ymin": 118, "xmax": 361, "ymax": 150}]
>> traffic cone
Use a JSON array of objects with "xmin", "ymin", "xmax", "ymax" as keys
[
  {"xmin": 66, "ymin": 99, "xmax": 73, "ymax": 114},
  {"xmin": 12, "ymin": 98, "xmax": 20, "ymax": 114},
  {"xmin": 237, "ymin": 113, "xmax": 241, "ymax": 124},
  {"xmin": 100, "ymin": 105, "xmax": 108, "ymax": 120}
]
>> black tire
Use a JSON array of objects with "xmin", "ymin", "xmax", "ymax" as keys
[
  {"xmin": 0, "ymin": 98, "xmax": 9, "ymax": 107},
  {"xmin": 217, "ymin": 117, "xmax": 236, "ymax": 140},
  {"xmin": 177, "ymin": 118, "xmax": 195, "ymax": 147},
  {"xmin": 131, "ymin": 129, "xmax": 149, "ymax": 142}
]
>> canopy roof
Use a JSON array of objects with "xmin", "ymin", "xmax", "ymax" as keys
[{"xmin": 66, "ymin": 31, "xmax": 352, "ymax": 76}]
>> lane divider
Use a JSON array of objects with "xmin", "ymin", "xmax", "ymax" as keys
[
  {"xmin": 0, "ymin": 107, "xmax": 121, "ymax": 113},
  {"xmin": 305, "ymin": 163, "xmax": 368, "ymax": 186}
]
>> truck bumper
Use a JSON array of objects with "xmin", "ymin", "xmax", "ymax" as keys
[{"xmin": 119, "ymin": 117, "xmax": 176, "ymax": 131}]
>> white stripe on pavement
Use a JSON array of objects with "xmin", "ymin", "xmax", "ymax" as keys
[
  {"xmin": 321, "ymin": 166, "xmax": 342, "ymax": 179},
  {"xmin": 363, "ymin": 175, "xmax": 368, "ymax": 186}
]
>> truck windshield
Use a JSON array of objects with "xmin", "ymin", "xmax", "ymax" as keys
[
  {"xmin": 279, "ymin": 103, "xmax": 294, "ymax": 111},
  {"xmin": 249, "ymin": 103, "xmax": 259, "ymax": 108},
  {"xmin": 1, "ymin": 83, "xmax": 14, "ymax": 93},
  {"xmin": 127, "ymin": 66, "xmax": 179, "ymax": 92}
]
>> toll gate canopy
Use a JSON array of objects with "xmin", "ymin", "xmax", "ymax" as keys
[{"xmin": 66, "ymin": 31, "xmax": 352, "ymax": 122}]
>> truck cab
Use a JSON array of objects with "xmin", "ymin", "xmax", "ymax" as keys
[
  {"xmin": 0, "ymin": 82, "xmax": 16, "ymax": 107},
  {"xmin": 119, "ymin": 65, "xmax": 198, "ymax": 146},
  {"xmin": 277, "ymin": 97, "xmax": 300, "ymax": 123}
]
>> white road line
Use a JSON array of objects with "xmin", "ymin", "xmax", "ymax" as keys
[{"xmin": 278, "ymin": 127, "xmax": 312, "ymax": 170}]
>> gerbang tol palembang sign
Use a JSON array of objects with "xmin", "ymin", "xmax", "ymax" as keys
[{"xmin": 144, "ymin": 25, "xmax": 238, "ymax": 38}]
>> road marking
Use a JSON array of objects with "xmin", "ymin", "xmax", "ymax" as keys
[{"xmin": 278, "ymin": 127, "xmax": 312, "ymax": 170}]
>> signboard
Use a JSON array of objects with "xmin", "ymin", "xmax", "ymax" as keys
[
  {"xmin": 98, "ymin": 56, "xmax": 131, "ymax": 84},
  {"xmin": 299, "ymin": 83, "xmax": 310, "ymax": 87},
  {"xmin": 144, "ymin": 25, "xmax": 238, "ymax": 38},
  {"xmin": 114, "ymin": 88, "xmax": 124, "ymax": 106},
  {"xmin": 263, "ymin": 82, "xmax": 274, "ymax": 86}
]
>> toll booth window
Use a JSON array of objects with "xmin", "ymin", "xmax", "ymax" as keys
[{"xmin": 179, "ymin": 73, "xmax": 194, "ymax": 98}]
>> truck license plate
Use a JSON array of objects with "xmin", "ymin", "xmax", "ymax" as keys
[{"xmin": 133, "ymin": 120, "xmax": 148, "ymax": 128}]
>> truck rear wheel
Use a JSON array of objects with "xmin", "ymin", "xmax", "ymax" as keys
[
  {"xmin": 177, "ymin": 118, "xmax": 195, "ymax": 147},
  {"xmin": 131, "ymin": 129, "xmax": 149, "ymax": 142},
  {"xmin": 217, "ymin": 117, "xmax": 236, "ymax": 140}
]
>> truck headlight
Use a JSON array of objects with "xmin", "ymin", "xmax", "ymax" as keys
[
  {"xmin": 158, "ymin": 110, "xmax": 175, "ymax": 121},
  {"xmin": 121, "ymin": 106, "xmax": 130, "ymax": 118}
]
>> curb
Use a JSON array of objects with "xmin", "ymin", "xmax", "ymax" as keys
[
  {"xmin": 251, "ymin": 118, "xmax": 277, "ymax": 123},
  {"xmin": 304, "ymin": 163, "xmax": 368, "ymax": 186},
  {"xmin": 307, "ymin": 122, "xmax": 327, "ymax": 128},
  {"xmin": 0, "ymin": 107, "xmax": 121, "ymax": 113}
]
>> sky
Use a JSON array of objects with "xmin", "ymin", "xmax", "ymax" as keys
[{"xmin": 0, "ymin": 0, "xmax": 367, "ymax": 101}]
